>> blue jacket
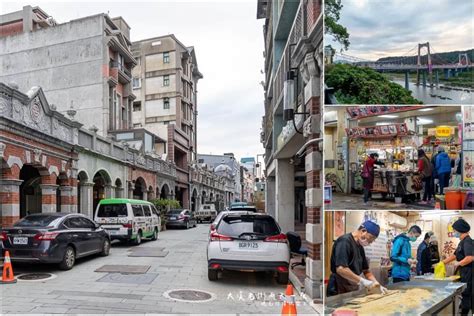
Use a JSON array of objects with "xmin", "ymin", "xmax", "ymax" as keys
[
  {"xmin": 435, "ymin": 152, "xmax": 451, "ymax": 175},
  {"xmin": 416, "ymin": 241, "xmax": 428, "ymax": 275},
  {"xmin": 390, "ymin": 234, "xmax": 412, "ymax": 280}
]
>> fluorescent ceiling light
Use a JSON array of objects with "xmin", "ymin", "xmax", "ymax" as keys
[
  {"xmin": 418, "ymin": 108, "xmax": 435, "ymax": 112},
  {"xmin": 417, "ymin": 118, "xmax": 433, "ymax": 125},
  {"xmin": 379, "ymin": 115, "xmax": 399, "ymax": 118},
  {"xmin": 375, "ymin": 122, "xmax": 392, "ymax": 126}
]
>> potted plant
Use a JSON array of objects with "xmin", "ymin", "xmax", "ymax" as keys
[{"xmin": 151, "ymin": 198, "xmax": 181, "ymax": 231}]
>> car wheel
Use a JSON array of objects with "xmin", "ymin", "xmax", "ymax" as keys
[
  {"xmin": 151, "ymin": 228, "xmax": 158, "ymax": 241},
  {"xmin": 134, "ymin": 231, "xmax": 142, "ymax": 245},
  {"xmin": 277, "ymin": 271, "xmax": 289, "ymax": 284},
  {"xmin": 208, "ymin": 268, "xmax": 218, "ymax": 281},
  {"xmin": 100, "ymin": 239, "xmax": 111, "ymax": 256},
  {"xmin": 59, "ymin": 246, "xmax": 76, "ymax": 270}
]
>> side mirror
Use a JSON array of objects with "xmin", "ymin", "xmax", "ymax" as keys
[{"xmin": 94, "ymin": 222, "xmax": 101, "ymax": 229}]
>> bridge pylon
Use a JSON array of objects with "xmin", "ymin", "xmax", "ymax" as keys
[
  {"xmin": 458, "ymin": 53, "xmax": 469, "ymax": 66},
  {"xmin": 416, "ymin": 42, "xmax": 433, "ymax": 87}
]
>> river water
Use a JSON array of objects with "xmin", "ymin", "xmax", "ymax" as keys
[{"xmin": 391, "ymin": 79, "xmax": 473, "ymax": 104}]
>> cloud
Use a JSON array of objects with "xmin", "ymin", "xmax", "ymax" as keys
[
  {"xmin": 327, "ymin": 0, "xmax": 473, "ymax": 60},
  {"xmin": 2, "ymin": 0, "xmax": 266, "ymax": 160}
]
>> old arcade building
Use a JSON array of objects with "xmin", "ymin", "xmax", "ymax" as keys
[{"xmin": 0, "ymin": 83, "xmax": 177, "ymax": 226}]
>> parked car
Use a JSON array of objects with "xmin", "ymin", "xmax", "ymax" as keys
[
  {"xmin": 166, "ymin": 209, "xmax": 197, "ymax": 229},
  {"xmin": 228, "ymin": 205, "xmax": 258, "ymax": 212},
  {"xmin": 195, "ymin": 204, "xmax": 218, "ymax": 223},
  {"xmin": 229, "ymin": 202, "xmax": 248, "ymax": 209},
  {"xmin": 94, "ymin": 198, "xmax": 161, "ymax": 245},
  {"xmin": 207, "ymin": 212, "xmax": 290, "ymax": 284},
  {"xmin": 209, "ymin": 210, "xmax": 256, "ymax": 233},
  {"xmin": 0, "ymin": 213, "xmax": 110, "ymax": 270}
]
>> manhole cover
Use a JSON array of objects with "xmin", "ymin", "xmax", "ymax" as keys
[
  {"xmin": 95, "ymin": 265, "xmax": 150, "ymax": 274},
  {"xmin": 96, "ymin": 273, "xmax": 158, "ymax": 285},
  {"xmin": 16, "ymin": 273, "xmax": 57, "ymax": 282},
  {"xmin": 164, "ymin": 289, "xmax": 216, "ymax": 303}
]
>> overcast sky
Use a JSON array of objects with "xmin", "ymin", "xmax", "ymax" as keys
[
  {"xmin": 3, "ymin": 0, "xmax": 265, "ymax": 162},
  {"xmin": 325, "ymin": 0, "xmax": 474, "ymax": 61}
]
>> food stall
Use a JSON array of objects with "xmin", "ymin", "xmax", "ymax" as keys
[
  {"xmin": 324, "ymin": 210, "xmax": 474, "ymax": 315},
  {"xmin": 326, "ymin": 280, "xmax": 466, "ymax": 315},
  {"xmin": 346, "ymin": 123, "xmax": 423, "ymax": 202},
  {"xmin": 344, "ymin": 106, "xmax": 463, "ymax": 205}
]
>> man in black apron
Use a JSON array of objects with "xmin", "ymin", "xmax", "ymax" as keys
[
  {"xmin": 442, "ymin": 218, "xmax": 473, "ymax": 316},
  {"xmin": 327, "ymin": 220, "xmax": 388, "ymax": 296}
]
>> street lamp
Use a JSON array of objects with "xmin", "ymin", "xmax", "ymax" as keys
[{"xmin": 283, "ymin": 70, "xmax": 295, "ymax": 121}]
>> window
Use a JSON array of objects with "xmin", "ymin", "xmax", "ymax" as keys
[
  {"xmin": 143, "ymin": 205, "xmax": 152, "ymax": 217},
  {"xmin": 133, "ymin": 123, "xmax": 142, "ymax": 128},
  {"xmin": 133, "ymin": 101, "xmax": 142, "ymax": 112},
  {"xmin": 132, "ymin": 77, "xmax": 141, "ymax": 89},
  {"xmin": 151, "ymin": 206, "xmax": 160, "ymax": 216},
  {"xmin": 151, "ymin": 41, "xmax": 161, "ymax": 46},
  {"xmin": 217, "ymin": 215, "xmax": 280, "ymax": 238},
  {"xmin": 163, "ymin": 75, "xmax": 170, "ymax": 86},
  {"xmin": 118, "ymin": 54, "xmax": 125, "ymax": 70},
  {"xmin": 163, "ymin": 52, "xmax": 170, "ymax": 63},
  {"xmin": 64, "ymin": 218, "xmax": 80, "ymax": 229},
  {"xmin": 97, "ymin": 204, "xmax": 128, "ymax": 217},
  {"xmin": 78, "ymin": 217, "xmax": 95, "ymax": 229},
  {"xmin": 163, "ymin": 98, "xmax": 170, "ymax": 109},
  {"xmin": 132, "ymin": 205, "xmax": 144, "ymax": 217},
  {"xmin": 163, "ymin": 121, "xmax": 170, "ymax": 125}
]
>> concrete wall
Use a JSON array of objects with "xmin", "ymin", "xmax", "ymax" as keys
[
  {"xmin": 145, "ymin": 51, "xmax": 177, "ymax": 72},
  {"xmin": 145, "ymin": 75, "xmax": 177, "ymax": 94},
  {"xmin": 0, "ymin": 15, "xmax": 105, "ymax": 133}
]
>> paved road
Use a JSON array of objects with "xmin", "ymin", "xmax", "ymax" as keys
[{"xmin": 0, "ymin": 224, "xmax": 317, "ymax": 314}]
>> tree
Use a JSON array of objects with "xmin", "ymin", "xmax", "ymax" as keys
[
  {"xmin": 325, "ymin": 0, "xmax": 350, "ymax": 51},
  {"xmin": 325, "ymin": 64, "xmax": 422, "ymax": 104}
]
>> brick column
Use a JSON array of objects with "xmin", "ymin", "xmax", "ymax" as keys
[
  {"xmin": 303, "ymin": 50, "xmax": 323, "ymax": 299},
  {"xmin": 182, "ymin": 188, "xmax": 189, "ymax": 208},
  {"xmin": 40, "ymin": 184, "xmax": 58, "ymax": 213},
  {"xmin": 128, "ymin": 182, "xmax": 134, "ymax": 199},
  {"xmin": 0, "ymin": 179, "xmax": 23, "ymax": 227},
  {"xmin": 59, "ymin": 185, "xmax": 73, "ymax": 212}
]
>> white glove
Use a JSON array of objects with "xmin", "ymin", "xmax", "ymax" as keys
[
  {"xmin": 408, "ymin": 258, "xmax": 417, "ymax": 265},
  {"xmin": 359, "ymin": 278, "xmax": 374, "ymax": 288},
  {"xmin": 379, "ymin": 284, "xmax": 389, "ymax": 295}
]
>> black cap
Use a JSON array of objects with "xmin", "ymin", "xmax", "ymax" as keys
[{"xmin": 452, "ymin": 218, "xmax": 470, "ymax": 233}]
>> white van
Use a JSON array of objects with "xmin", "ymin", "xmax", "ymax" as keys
[
  {"xmin": 195, "ymin": 204, "xmax": 218, "ymax": 223},
  {"xmin": 94, "ymin": 198, "xmax": 161, "ymax": 245}
]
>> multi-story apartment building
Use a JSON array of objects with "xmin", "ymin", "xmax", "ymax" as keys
[
  {"xmin": 257, "ymin": 0, "xmax": 323, "ymax": 300},
  {"xmin": 0, "ymin": 6, "xmax": 136, "ymax": 136},
  {"xmin": 131, "ymin": 35, "xmax": 202, "ymax": 208},
  {"xmin": 197, "ymin": 153, "xmax": 242, "ymax": 202}
]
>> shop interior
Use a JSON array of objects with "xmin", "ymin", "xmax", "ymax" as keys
[
  {"xmin": 324, "ymin": 106, "xmax": 467, "ymax": 210},
  {"xmin": 324, "ymin": 210, "xmax": 474, "ymax": 315}
]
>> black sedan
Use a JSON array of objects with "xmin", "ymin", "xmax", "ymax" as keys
[
  {"xmin": 166, "ymin": 209, "xmax": 197, "ymax": 229},
  {"xmin": 0, "ymin": 213, "xmax": 110, "ymax": 270}
]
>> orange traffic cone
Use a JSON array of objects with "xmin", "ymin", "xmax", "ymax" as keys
[
  {"xmin": 281, "ymin": 284, "xmax": 297, "ymax": 315},
  {"xmin": 1, "ymin": 251, "xmax": 17, "ymax": 284}
]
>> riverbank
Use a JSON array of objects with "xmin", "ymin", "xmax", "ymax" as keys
[{"xmin": 384, "ymin": 71, "xmax": 474, "ymax": 89}]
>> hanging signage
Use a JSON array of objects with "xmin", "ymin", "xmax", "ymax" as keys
[
  {"xmin": 345, "ymin": 123, "xmax": 408, "ymax": 139},
  {"xmin": 435, "ymin": 126, "xmax": 454, "ymax": 137},
  {"xmin": 346, "ymin": 106, "xmax": 422, "ymax": 119}
]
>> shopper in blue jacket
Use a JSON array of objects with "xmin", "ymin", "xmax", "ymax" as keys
[
  {"xmin": 390, "ymin": 225, "xmax": 422, "ymax": 283},
  {"xmin": 435, "ymin": 147, "xmax": 451, "ymax": 194}
]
